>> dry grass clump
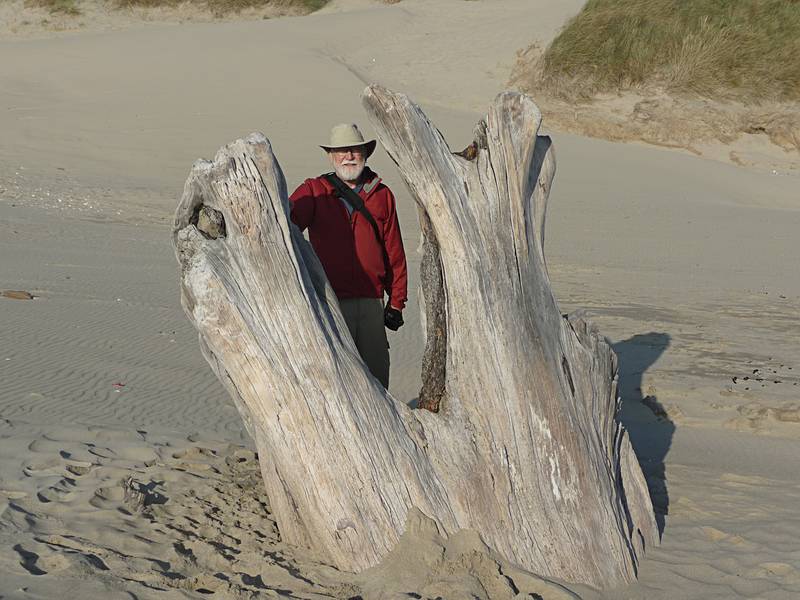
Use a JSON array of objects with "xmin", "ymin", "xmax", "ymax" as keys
[
  {"xmin": 25, "ymin": 0, "xmax": 82, "ymax": 15},
  {"xmin": 526, "ymin": 0, "xmax": 800, "ymax": 102}
]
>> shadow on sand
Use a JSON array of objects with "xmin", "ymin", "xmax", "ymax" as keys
[{"xmin": 613, "ymin": 332, "xmax": 674, "ymax": 537}]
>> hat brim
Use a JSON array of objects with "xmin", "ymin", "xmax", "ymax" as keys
[{"xmin": 320, "ymin": 139, "xmax": 377, "ymax": 158}]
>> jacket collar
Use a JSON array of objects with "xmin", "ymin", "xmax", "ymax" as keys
[
  {"xmin": 361, "ymin": 167, "xmax": 381, "ymax": 195},
  {"xmin": 322, "ymin": 167, "xmax": 381, "ymax": 197}
]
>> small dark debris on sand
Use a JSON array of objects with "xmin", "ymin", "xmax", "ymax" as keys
[{"xmin": 1, "ymin": 290, "xmax": 35, "ymax": 300}]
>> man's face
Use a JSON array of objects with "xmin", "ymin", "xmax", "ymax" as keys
[{"xmin": 328, "ymin": 145, "xmax": 367, "ymax": 183}]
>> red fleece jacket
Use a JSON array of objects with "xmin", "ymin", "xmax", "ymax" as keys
[{"xmin": 289, "ymin": 168, "xmax": 408, "ymax": 310}]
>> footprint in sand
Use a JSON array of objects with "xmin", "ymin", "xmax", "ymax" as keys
[
  {"xmin": 21, "ymin": 545, "xmax": 73, "ymax": 575},
  {"xmin": 112, "ymin": 445, "xmax": 159, "ymax": 464},
  {"xmin": 23, "ymin": 459, "xmax": 63, "ymax": 477},
  {"xmin": 34, "ymin": 457, "xmax": 94, "ymax": 472},
  {"xmin": 13, "ymin": 544, "xmax": 47, "ymax": 576},
  {"xmin": 90, "ymin": 485, "xmax": 126, "ymax": 509},
  {"xmin": 1, "ymin": 489, "xmax": 28, "ymax": 500},
  {"xmin": 36, "ymin": 481, "xmax": 76, "ymax": 504},
  {"xmin": 27, "ymin": 438, "xmax": 66, "ymax": 454},
  {"xmin": 86, "ymin": 445, "xmax": 117, "ymax": 460},
  {"xmin": 170, "ymin": 446, "xmax": 222, "ymax": 474},
  {"xmin": 171, "ymin": 446, "xmax": 218, "ymax": 460},
  {"xmin": 65, "ymin": 461, "xmax": 94, "ymax": 476}
]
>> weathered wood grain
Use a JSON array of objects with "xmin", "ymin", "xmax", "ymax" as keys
[{"xmin": 172, "ymin": 86, "xmax": 657, "ymax": 588}]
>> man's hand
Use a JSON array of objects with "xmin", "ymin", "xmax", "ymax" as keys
[{"xmin": 384, "ymin": 306, "xmax": 404, "ymax": 331}]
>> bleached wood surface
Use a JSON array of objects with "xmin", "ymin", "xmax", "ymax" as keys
[{"xmin": 173, "ymin": 85, "xmax": 657, "ymax": 588}]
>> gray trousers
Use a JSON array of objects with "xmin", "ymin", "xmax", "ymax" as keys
[{"xmin": 339, "ymin": 298, "xmax": 390, "ymax": 388}]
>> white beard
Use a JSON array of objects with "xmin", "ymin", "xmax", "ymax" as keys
[{"xmin": 334, "ymin": 161, "xmax": 365, "ymax": 183}]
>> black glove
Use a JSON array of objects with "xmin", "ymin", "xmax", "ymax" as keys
[{"xmin": 384, "ymin": 306, "xmax": 404, "ymax": 331}]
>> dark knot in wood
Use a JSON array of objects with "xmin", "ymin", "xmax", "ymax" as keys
[
  {"xmin": 454, "ymin": 143, "xmax": 479, "ymax": 161},
  {"xmin": 194, "ymin": 205, "xmax": 226, "ymax": 240}
]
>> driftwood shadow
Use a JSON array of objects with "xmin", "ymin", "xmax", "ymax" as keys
[{"xmin": 613, "ymin": 332, "xmax": 674, "ymax": 537}]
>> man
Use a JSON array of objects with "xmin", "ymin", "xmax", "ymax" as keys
[{"xmin": 289, "ymin": 123, "xmax": 407, "ymax": 388}]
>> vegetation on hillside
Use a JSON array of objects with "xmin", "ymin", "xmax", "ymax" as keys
[
  {"xmin": 114, "ymin": 0, "xmax": 329, "ymax": 14},
  {"xmin": 114, "ymin": 0, "xmax": 328, "ymax": 16},
  {"xmin": 26, "ymin": 0, "xmax": 83, "ymax": 15},
  {"xmin": 528, "ymin": 0, "xmax": 800, "ymax": 102},
  {"xmin": 25, "ymin": 0, "xmax": 332, "ymax": 17}
]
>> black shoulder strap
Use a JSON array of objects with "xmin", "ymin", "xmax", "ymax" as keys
[{"xmin": 323, "ymin": 173, "xmax": 382, "ymax": 243}]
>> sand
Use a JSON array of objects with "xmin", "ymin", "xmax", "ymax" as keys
[{"xmin": 1, "ymin": 0, "xmax": 799, "ymax": 598}]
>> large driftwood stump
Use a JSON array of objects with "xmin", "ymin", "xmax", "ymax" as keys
[{"xmin": 172, "ymin": 86, "xmax": 657, "ymax": 588}]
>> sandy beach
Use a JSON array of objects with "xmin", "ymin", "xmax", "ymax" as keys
[{"xmin": 2, "ymin": 0, "xmax": 799, "ymax": 597}]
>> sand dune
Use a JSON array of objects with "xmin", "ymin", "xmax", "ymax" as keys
[{"xmin": 1, "ymin": 1, "xmax": 799, "ymax": 598}]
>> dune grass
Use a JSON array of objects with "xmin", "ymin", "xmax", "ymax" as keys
[
  {"xmin": 26, "ymin": 0, "xmax": 83, "ymax": 15},
  {"xmin": 23, "ymin": 0, "xmax": 331, "ymax": 16},
  {"xmin": 23, "ymin": 0, "xmax": 411, "ymax": 19},
  {"xmin": 113, "ymin": 0, "xmax": 329, "ymax": 14},
  {"xmin": 532, "ymin": 0, "xmax": 800, "ymax": 102}
]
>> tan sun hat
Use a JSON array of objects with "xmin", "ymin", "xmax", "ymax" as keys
[{"xmin": 320, "ymin": 123, "xmax": 377, "ymax": 158}]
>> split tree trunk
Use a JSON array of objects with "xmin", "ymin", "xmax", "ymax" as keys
[{"xmin": 172, "ymin": 86, "xmax": 657, "ymax": 589}]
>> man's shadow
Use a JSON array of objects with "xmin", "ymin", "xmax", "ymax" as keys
[{"xmin": 613, "ymin": 332, "xmax": 674, "ymax": 537}]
